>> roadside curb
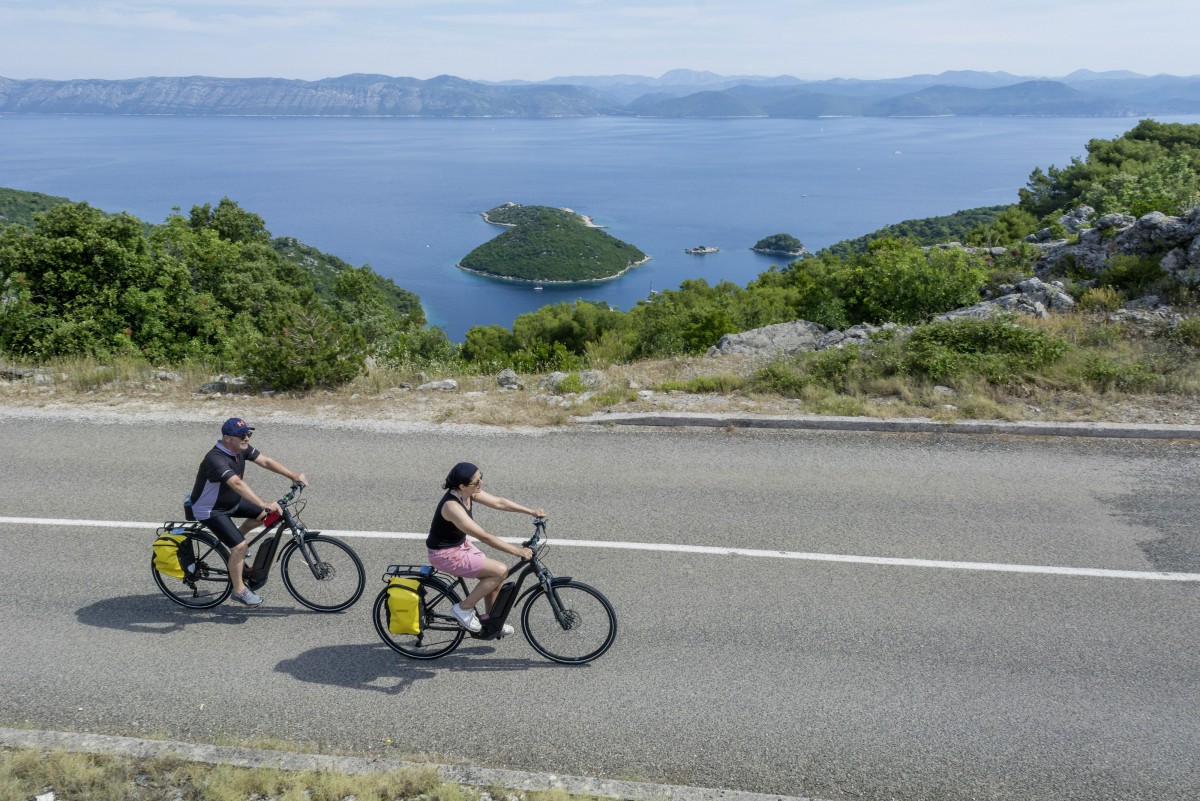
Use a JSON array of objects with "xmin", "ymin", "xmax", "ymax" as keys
[
  {"xmin": 0, "ymin": 728, "xmax": 816, "ymax": 801},
  {"xmin": 572, "ymin": 411, "xmax": 1200, "ymax": 440}
]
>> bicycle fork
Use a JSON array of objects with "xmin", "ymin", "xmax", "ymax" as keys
[
  {"xmin": 292, "ymin": 533, "xmax": 331, "ymax": 580},
  {"xmin": 539, "ymin": 574, "xmax": 577, "ymax": 631}
]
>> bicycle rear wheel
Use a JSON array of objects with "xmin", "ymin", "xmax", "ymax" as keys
[
  {"xmin": 373, "ymin": 576, "xmax": 466, "ymax": 659},
  {"xmin": 521, "ymin": 580, "xmax": 617, "ymax": 664},
  {"xmin": 152, "ymin": 536, "xmax": 232, "ymax": 609},
  {"xmin": 279, "ymin": 535, "xmax": 366, "ymax": 612}
]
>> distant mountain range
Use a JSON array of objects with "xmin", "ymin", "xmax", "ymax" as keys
[{"xmin": 2, "ymin": 69, "xmax": 1199, "ymax": 118}]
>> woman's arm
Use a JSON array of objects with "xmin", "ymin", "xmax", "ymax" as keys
[
  {"xmin": 441, "ymin": 501, "xmax": 529, "ymax": 558},
  {"xmin": 473, "ymin": 490, "xmax": 545, "ymax": 519}
]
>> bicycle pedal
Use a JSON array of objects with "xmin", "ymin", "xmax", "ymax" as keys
[{"xmin": 472, "ymin": 629, "xmax": 505, "ymax": 641}]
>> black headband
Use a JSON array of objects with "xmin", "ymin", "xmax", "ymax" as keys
[{"xmin": 446, "ymin": 461, "xmax": 479, "ymax": 488}]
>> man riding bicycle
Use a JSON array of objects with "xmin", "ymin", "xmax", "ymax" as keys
[{"xmin": 188, "ymin": 417, "xmax": 308, "ymax": 607}]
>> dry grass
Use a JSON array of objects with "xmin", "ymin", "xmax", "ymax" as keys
[
  {"xmin": 0, "ymin": 747, "xmax": 461, "ymax": 801},
  {"xmin": 0, "ymin": 745, "xmax": 615, "ymax": 801},
  {"xmin": 2, "ymin": 334, "xmax": 1200, "ymax": 428}
]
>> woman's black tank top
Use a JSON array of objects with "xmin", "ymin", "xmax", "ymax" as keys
[{"xmin": 426, "ymin": 490, "xmax": 472, "ymax": 549}]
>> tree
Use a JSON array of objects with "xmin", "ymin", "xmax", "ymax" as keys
[
  {"xmin": 189, "ymin": 197, "xmax": 271, "ymax": 245},
  {"xmin": 330, "ymin": 264, "xmax": 419, "ymax": 352},
  {"xmin": 965, "ymin": 206, "xmax": 1040, "ymax": 247},
  {"xmin": 1079, "ymin": 154, "xmax": 1200, "ymax": 217},
  {"xmin": 842, "ymin": 239, "xmax": 986, "ymax": 325},
  {"xmin": 1018, "ymin": 120, "xmax": 1200, "ymax": 218},
  {"xmin": 0, "ymin": 203, "xmax": 160, "ymax": 358},
  {"xmin": 230, "ymin": 294, "xmax": 365, "ymax": 390},
  {"xmin": 462, "ymin": 325, "xmax": 520, "ymax": 367}
]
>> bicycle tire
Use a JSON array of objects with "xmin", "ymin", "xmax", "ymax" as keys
[
  {"xmin": 279, "ymin": 534, "xmax": 366, "ymax": 612},
  {"xmin": 373, "ymin": 576, "xmax": 466, "ymax": 659},
  {"xmin": 152, "ymin": 536, "xmax": 232, "ymax": 609},
  {"xmin": 521, "ymin": 579, "xmax": 617, "ymax": 664}
]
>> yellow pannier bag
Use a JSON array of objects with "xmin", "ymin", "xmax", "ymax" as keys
[
  {"xmin": 153, "ymin": 532, "xmax": 191, "ymax": 579},
  {"xmin": 386, "ymin": 577, "xmax": 423, "ymax": 635}
]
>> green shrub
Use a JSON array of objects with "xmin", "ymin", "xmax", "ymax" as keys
[
  {"xmin": 1077, "ymin": 286, "xmax": 1124, "ymax": 312},
  {"xmin": 378, "ymin": 326, "xmax": 461, "ymax": 370},
  {"xmin": 901, "ymin": 339, "xmax": 964, "ymax": 382},
  {"xmin": 555, "ymin": 372, "xmax": 588, "ymax": 394},
  {"xmin": 808, "ymin": 346, "xmax": 861, "ymax": 389},
  {"xmin": 750, "ymin": 360, "xmax": 812, "ymax": 397},
  {"xmin": 656, "ymin": 374, "xmax": 745, "ymax": 393},
  {"xmin": 231, "ymin": 299, "xmax": 366, "ymax": 390},
  {"xmin": 1077, "ymin": 323, "xmax": 1122, "ymax": 347},
  {"xmin": 747, "ymin": 347, "xmax": 866, "ymax": 396},
  {"xmin": 589, "ymin": 388, "xmax": 639, "ymax": 406},
  {"xmin": 1097, "ymin": 254, "xmax": 1165, "ymax": 295},
  {"xmin": 901, "ymin": 317, "xmax": 1069, "ymax": 383},
  {"xmin": 1165, "ymin": 317, "xmax": 1200, "ymax": 348},
  {"xmin": 1083, "ymin": 353, "xmax": 1155, "ymax": 392}
]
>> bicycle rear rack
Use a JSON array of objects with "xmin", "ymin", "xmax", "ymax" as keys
[
  {"xmin": 158, "ymin": 521, "xmax": 206, "ymax": 535},
  {"xmin": 382, "ymin": 563, "xmax": 434, "ymax": 582}
]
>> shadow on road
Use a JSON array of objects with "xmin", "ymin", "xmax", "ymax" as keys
[
  {"xmin": 276, "ymin": 642, "xmax": 572, "ymax": 695},
  {"xmin": 75, "ymin": 594, "xmax": 310, "ymax": 633}
]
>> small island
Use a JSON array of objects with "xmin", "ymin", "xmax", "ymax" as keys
[
  {"xmin": 751, "ymin": 233, "xmax": 809, "ymax": 258},
  {"xmin": 684, "ymin": 245, "xmax": 719, "ymax": 254},
  {"xmin": 459, "ymin": 203, "xmax": 648, "ymax": 284}
]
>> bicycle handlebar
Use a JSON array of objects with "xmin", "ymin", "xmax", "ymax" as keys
[
  {"xmin": 279, "ymin": 481, "xmax": 306, "ymax": 507},
  {"xmin": 522, "ymin": 516, "xmax": 548, "ymax": 552}
]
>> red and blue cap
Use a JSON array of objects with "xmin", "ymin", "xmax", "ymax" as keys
[{"xmin": 221, "ymin": 417, "xmax": 255, "ymax": 437}]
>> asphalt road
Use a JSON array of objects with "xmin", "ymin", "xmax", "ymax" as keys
[{"xmin": 2, "ymin": 413, "xmax": 1198, "ymax": 801}]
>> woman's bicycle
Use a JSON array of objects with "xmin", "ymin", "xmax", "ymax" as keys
[
  {"xmin": 152, "ymin": 482, "xmax": 366, "ymax": 612},
  {"xmin": 372, "ymin": 517, "xmax": 616, "ymax": 664}
]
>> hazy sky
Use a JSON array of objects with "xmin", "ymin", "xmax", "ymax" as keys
[{"xmin": 1, "ymin": 0, "xmax": 1196, "ymax": 83}]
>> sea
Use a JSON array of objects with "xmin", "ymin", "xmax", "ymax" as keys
[{"xmin": 3, "ymin": 113, "xmax": 1199, "ymax": 341}]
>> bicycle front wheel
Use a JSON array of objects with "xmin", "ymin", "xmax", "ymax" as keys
[
  {"xmin": 373, "ymin": 576, "xmax": 466, "ymax": 659},
  {"xmin": 152, "ymin": 536, "xmax": 232, "ymax": 609},
  {"xmin": 279, "ymin": 535, "xmax": 366, "ymax": 612},
  {"xmin": 521, "ymin": 580, "xmax": 617, "ymax": 664}
]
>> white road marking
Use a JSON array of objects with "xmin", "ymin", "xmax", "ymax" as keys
[{"xmin": 4, "ymin": 515, "xmax": 1198, "ymax": 583}]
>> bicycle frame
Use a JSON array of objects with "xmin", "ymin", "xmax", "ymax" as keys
[
  {"xmin": 241, "ymin": 483, "xmax": 323, "ymax": 590},
  {"xmin": 165, "ymin": 482, "xmax": 320, "ymax": 592},
  {"xmin": 387, "ymin": 519, "xmax": 573, "ymax": 640}
]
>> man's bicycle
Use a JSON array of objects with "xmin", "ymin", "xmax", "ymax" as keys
[
  {"xmin": 372, "ymin": 517, "xmax": 616, "ymax": 664},
  {"xmin": 153, "ymin": 482, "xmax": 365, "ymax": 612}
]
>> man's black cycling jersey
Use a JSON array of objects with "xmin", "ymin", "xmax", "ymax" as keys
[{"xmin": 190, "ymin": 441, "xmax": 262, "ymax": 519}]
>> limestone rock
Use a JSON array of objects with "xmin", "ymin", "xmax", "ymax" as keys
[
  {"xmin": 497, "ymin": 368, "xmax": 523, "ymax": 390},
  {"xmin": 417, "ymin": 379, "xmax": 458, "ymax": 391},
  {"xmin": 706, "ymin": 320, "xmax": 828, "ymax": 357}
]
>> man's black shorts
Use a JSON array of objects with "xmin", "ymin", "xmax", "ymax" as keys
[{"xmin": 199, "ymin": 498, "xmax": 263, "ymax": 547}]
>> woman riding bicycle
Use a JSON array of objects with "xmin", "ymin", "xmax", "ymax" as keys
[{"xmin": 427, "ymin": 462, "xmax": 540, "ymax": 635}]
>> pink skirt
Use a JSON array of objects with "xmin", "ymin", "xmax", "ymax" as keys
[{"xmin": 427, "ymin": 540, "xmax": 486, "ymax": 578}]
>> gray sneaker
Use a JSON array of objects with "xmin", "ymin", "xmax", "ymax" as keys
[{"xmin": 231, "ymin": 588, "xmax": 263, "ymax": 607}]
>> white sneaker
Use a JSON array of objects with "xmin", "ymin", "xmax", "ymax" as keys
[
  {"xmin": 451, "ymin": 603, "xmax": 482, "ymax": 632},
  {"xmin": 479, "ymin": 616, "xmax": 515, "ymax": 637},
  {"xmin": 231, "ymin": 588, "xmax": 263, "ymax": 607}
]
